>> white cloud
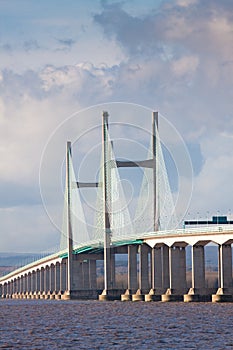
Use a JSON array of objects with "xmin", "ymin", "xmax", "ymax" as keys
[
  {"xmin": 171, "ymin": 55, "xmax": 199, "ymax": 78},
  {"xmin": 93, "ymin": 1, "xmax": 233, "ymax": 223},
  {"xmin": 39, "ymin": 63, "xmax": 115, "ymax": 98},
  {"xmin": 0, "ymin": 97, "xmax": 5, "ymax": 119},
  {"xmin": 190, "ymin": 154, "xmax": 233, "ymax": 215},
  {"xmin": 0, "ymin": 205, "xmax": 59, "ymax": 253},
  {"xmin": 0, "ymin": 0, "xmax": 233, "ymax": 252},
  {"xmin": 176, "ymin": 0, "xmax": 198, "ymax": 7}
]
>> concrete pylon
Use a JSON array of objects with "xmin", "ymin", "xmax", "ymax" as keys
[
  {"xmin": 152, "ymin": 111, "xmax": 159, "ymax": 232},
  {"xmin": 63, "ymin": 142, "xmax": 74, "ymax": 300},
  {"xmin": 99, "ymin": 112, "xmax": 116, "ymax": 301}
]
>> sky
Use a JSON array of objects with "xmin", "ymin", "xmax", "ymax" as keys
[{"xmin": 0, "ymin": 0, "xmax": 233, "ymax": 253}]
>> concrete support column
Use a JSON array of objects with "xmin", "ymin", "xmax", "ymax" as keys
[
  {"xmin": 103, "ymin": 237, "xmax": 111, "ymax": 292},
  {"xmin": 13, "ymin": 279, "xmax": 16, "ymax": 294},
  {"xmin": 110, "ymin": 253, "xmax": 116, "ymax": 289},
  {"xmin": 28, "ymin": 272, "xmax": 32, "ymax": 293},
  {"xmin": 162, "ymin": 245, "xmax": 169, "ymax": 290},
  {"xmin": 212, "ymin": 244, "xmax": 233, "ymax": 302},
  {"xmin": 89, "ymin": 260, "xmax": 97, "ymax": 290},
  {"xmin": 40, "ymin": 268, "xmax": 45, "ymax": 292},
  {"xmin": 24, "ymin": 275, "xmax": 28, "ymax": 293},
  {"xmin": 10, "ymin": 282, "xmax": 12, "ymax": 296},
  {"xmin": 11, "ymin": 281, "xmax": 14, "ymax": 295},
  {"xmin": 17, "ymin": 278, "xmax": 21, "ymax": 294},
  {"xmin": 50, "ymin": 265, "xmax": 55, "ymax": 292},
  {"xmin": 60, "ymin": 260, "xmax": 67, "ymax": 292},
  {"xmin": 24, "ymin": 275, "xmax": 27, "ymax": 293},
  {"xmin": 145, "ymin": 246, "xmax": 165, "ymax": 301},
  {"xmin": 32, "ymin": 271, "xmax": 37, "ymax": 293},
  {"xmin": 11, "ymin": 280, "xmax": 14, "ymax": 295},
  {"xmin": 162, "ymin": 245, "xmax": 186, "ymax": 302},
  {"xmin": 19, "ymin": 277, "xmax": 23, "ymax": 294},
  {"xmin": 138, "ymin": 244, "xmax": 149, "ymax": 293},
  {"xmin": 44, "ymin": 266, "xmax": 50, "ymax": 293},
  {"xmin": 192, "ymin": 245, "xmax": 205, "ymax": 292},
  {"xmin": 82, "ymin": 261, "xmax": 89, "ymax": 290},
  {"xmin": 219, "ymin": 244, "xmax": 232, "ymax": 290},
  {"xmin": 36, "ymin": 270, "xmax": 40, "ymax": 293},
  {"xmin": 16, "ymin": 278, "xmax": 18, "ymax": 294},
  {"xmin": 3, "ymin": 283, "xmax": 7, "ymax": 296},
  {"xmin": 11, "ymin": 280, "xmax": 16, "ymax": 297},
  {"xmin": 7, "ymin": 283, "xmax": 10, "ymax": 296},
  {"xmin": 184, "ymin": 245, "xmax": 208, "ymax": 302},
  {"xmin": 22, "ymin": 275, "xmax": 26, "ymax": 293},
  {"xmin": 151, "ymin": 246, "xmax": 163, "ymax": 291},
  {"xmin": 72, "ymin": 260, "xmax": 82, "ymax": 290},
  {"xmin": 9, "ymin": 280, "xmax": 13, "ymax": 295},
  {"xmin": 128, "ymin": 245, "xmax": 138, "ymax": 293},
  {"xmin": 17, "ymin": 278, "xmax": 20, "ymax": 294},
  {"xmin": 6, "ymin": 281, "xmax": 9, "ymax": 296},
  {"xmin": 27, "ymin": 273, "xmax": 32, "ymax": 293},
  {"xmin": 121, "ymin": 245, "xmax": 138, "ymax": 301},
  {"xmin": 169, "ymin": 246, "xmax": 186, "ymax": 294},
  {"xmin": 18, "ymin": 277, "xmax": 21, "ymax": 294},
  {"xmin": 55, "ymin": 263, "xmax": 60, "ymax": 292}
]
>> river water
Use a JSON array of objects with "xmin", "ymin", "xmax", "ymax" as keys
[{"xmin": 0, "ymin": 300, "xmax": 232, "ymax": 349}]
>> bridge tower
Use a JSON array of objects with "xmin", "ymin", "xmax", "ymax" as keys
[
  {"xmin": 63, "ymin": 109, "xmax": 176, "ymax": 300},
  {"xmin": 65, "ymin": 141, "xmax": 73, "ymax": 298},
  {"xmin": 99, "ymin": 111, "xmax": 160, "ymax": 300}
]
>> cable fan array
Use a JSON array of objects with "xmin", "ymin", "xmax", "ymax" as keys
[{"xmin": 61, "ymin": 119, "xmax": 177, "ymax": 250}]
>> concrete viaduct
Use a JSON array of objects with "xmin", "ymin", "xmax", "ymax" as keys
[{"xmin": 0, "ymin": 227, "xmax": 232, "ymax": 302}]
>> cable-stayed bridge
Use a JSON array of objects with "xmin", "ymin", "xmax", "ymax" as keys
[{"xmin": 0, "ymin": 111, "xmax": 232, "ymax": 302}]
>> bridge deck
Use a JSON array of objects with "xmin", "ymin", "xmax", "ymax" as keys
[{"xmin": 1, "ymin": 226, "xmax": 233, "ymax": 283}]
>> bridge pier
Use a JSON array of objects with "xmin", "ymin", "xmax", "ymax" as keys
[
  {"xmin": 121, "ymin": 245, "xmax": 138, "ymax": 301},
  {"xmin": 82, "ymin": 259, "xmax": 89, "ymax": 289},
  {"xmin": 212, "ymin": 244, "xmax": 233, "ymax": 302},
  {"xmin": 162, "ymin": 244, "xmax": 187, "ymax": 302},
  {"xmin": 6, "ymin": 281, "xmax": 11, "ymax": 298},
  {"xmin": 31, "ymin": 270, "xmax": 36, "ymax": 296},
  {"xmin": 184, "ymin": 244, "xmax": 211, "ymax": 302},
  {"xmin": 89, "ymin": 260, "xmax": 97, "ymax": 290},
  {"xmin": 38, "ymin": 268, "xmax": 44, "ymax": 298},
  {"xmin": 132, "ymin": 244, "xmax": 150, "ymax": 301},
  {"xmin": 2, "ymin": 283, "xmax": 7, "ymax": 298},
  {"xmin": 26, "ymin": 272, "xmax": 31, "ymax": 298},
  {"xmin": 99, "ymin": 249, "xmax": 123, "ymax": 301},
  {"xmin": 49, "ymin": 264, "xmax": 55, "ymax": 298},
  {"xmin": 59, "ymin": 260, "xmax": 66, "ymax": 296},
  {"xmin": 145, "ymin": 245, "xmax": 165, "ymax": 301},
  {"xmin": 59, "ymin": 256, "xmax": 99, "ymax": 300},
  {"xmin": 53, "ymin": 262, "xmax": 60, "ymax": 298},
  {"xmin": 33, "ymin": 269, "xmax": 40, "ymax": 299}
]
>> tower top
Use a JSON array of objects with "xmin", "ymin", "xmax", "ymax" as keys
[{"xmin": 102, "ymin": 111, "xmax": 109, "ymax": 118}]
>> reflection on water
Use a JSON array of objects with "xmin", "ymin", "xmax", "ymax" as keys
[{"xmin": 0, "ymin": 300, "xmax": 232, "ymax": 349}]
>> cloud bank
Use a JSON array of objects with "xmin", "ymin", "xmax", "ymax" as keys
[{"xmin": 0, "ymin": 0, "xmax": 233, "ymax": 251}]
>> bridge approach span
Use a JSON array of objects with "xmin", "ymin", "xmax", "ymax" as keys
[{"xmin": 1, "ymin": 227, "xmax": 232, "ymax": 302}]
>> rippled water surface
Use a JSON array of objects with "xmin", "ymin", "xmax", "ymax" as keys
[{"xmin": 0, "ymin": 300, "xmax": 232, "ymax": 349}]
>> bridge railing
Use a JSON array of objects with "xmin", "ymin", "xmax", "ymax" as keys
[
  {"xmin": 111, "ymin": 225, "xmax": 233, "ymax": 242},
  {"xmin": 0, "ymin": 250, "xmax": 63, "ymax": 282}
]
